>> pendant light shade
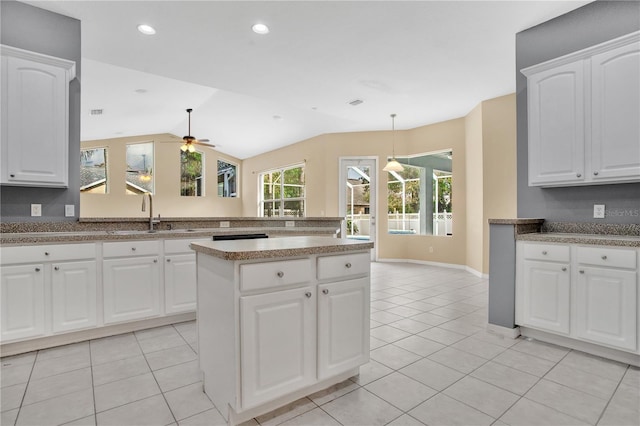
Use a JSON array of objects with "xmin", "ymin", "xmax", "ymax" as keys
[{"xmin": 383, "ymin": 113, "xmax": 404, "ymax": 172}]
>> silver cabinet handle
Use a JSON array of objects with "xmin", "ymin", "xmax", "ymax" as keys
[
  {"xmin": 601, "ymin": 255, "xmax": 607, "ymax": 260},
  {"xmin": 131, "ymin": 247, "xmax": 136, "ymax": 251},
  {"xmin": 305, "ymin": 292, "xmax": 312, "ymax": 298},
  {"xmin": 576, "ymin": 173, "xmax": 582, "ymax": 178},
  {"xmin": 345, "ymin": 262, "xmax": 352, "ymax": 268},
  {"xmin": 542, "ymin": 251, "xmax": 547, "ymax": 255},
  {"xmin": 166, "ymin": 258, "xmax": 171, "ymax": 262},
  {"xmin": 9, "ymin": 174, "xmax": 15, "ymax": 178},
  {"xmin": 579, "ymin": 270, "xmax": 585, "ymax": 274},
  {"xmin": 561, "ymin": 267, "xmax": 567, "ymax": 271},
  {"xmin": 54, "ymin": 266, "xmax": 59, "ymax": 271},
  {"xmin": 153, "ymin": 259, "xmax": 158, "ymax": 263},
  {"xmin": 276, "ymin": 271, "xmax": 284, "ymax": 278},
  {"xmin": 44, "ymin": 252, "xmax": 50, "ymax": 256},
  {"xmin": 322, "ymin": 289, "xmax": 329, "ymax": 295},
  {"xmin": 35, "ymin": 267, "xmax": 41, "ymax": 272},
  {"xmin": 593, "ymin": 171, "xmax": 599, "ymax": 176}
]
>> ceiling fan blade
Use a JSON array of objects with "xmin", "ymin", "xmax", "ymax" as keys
[
  {"xmin": 196, "ymin": 138, "xmax": 210, "ymax": 143},
  {"xmin": 194, "ymin": 140, "xmax": 216, "ymax": 148}
]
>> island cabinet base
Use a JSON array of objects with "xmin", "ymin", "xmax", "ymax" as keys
[{"xmin": 192, "ymin": 236, "xmax": 373, "ymax": 425}]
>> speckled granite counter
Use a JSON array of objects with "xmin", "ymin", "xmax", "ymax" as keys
[
  {"xmin": 190, "ymin": 236, "xmax": 374, "ymax": 261},
  {"xmin": 516, "ymin": 232, "xmax": 640, "ymax": 247}
]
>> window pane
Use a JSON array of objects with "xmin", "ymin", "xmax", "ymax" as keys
[
  {"xmin": 259, "ymin": 165, "xmax": 305, "ymax": 218},
  {"xmin": 218, "ymin": 160, "xmax": 237, "ymax": 197},
  {"xmin": 80, "ymin": 148, "xmax": 107, "ymax": 193},
  {"xmin": 263, "ymin": 200, "xmax": 280, "ymax": 217},
  {"xmin": 181, "ymin": 150, "xmax": 203, "ymax": 196},
  {"xmin": 284, "ymin": 200, "xmax": 304, "ymax": 217},
  {"xmin": 283, "ymin": 167, "xmax": 304, "ymax": 198},
  {"xmin": 126, "ymin": 142, "xmax": 153, "ymax": 194}
]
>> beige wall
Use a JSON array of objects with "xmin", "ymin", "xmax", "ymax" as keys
[
  {"xmin": 80, "ymin": 134, "xmax": 243, "ymax": 218},
  {"xmin": 465, "ymin": 103, "xmax": 484, "ymax": 274}
]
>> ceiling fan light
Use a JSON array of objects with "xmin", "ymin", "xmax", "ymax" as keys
[
  {"xmin": 383, "ymin": 158, "xmax": 404, "ymax": 172},
  {"xmin": 188, "ymin": 144, "xmax": 195, "ymax": 153},
  {"xmin": 180, "ymin": 143, "xmax": 189, "ymax": 152}
]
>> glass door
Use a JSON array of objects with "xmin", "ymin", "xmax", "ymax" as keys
[{"xmin": 339, "ymin": 158, "xmax": 377, "ymax": 261}]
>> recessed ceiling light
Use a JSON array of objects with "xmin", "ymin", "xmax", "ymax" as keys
[
  {"xmin": 134, "ymin": 88, "xmax": 148, "ymax": 94},
  {"xmin": 252, "ymin": 23, "xmax": 269, "ymax": 35},
  {"xmin": 137, "ymin": 24, "xmax": 156, "ymax": 35}
]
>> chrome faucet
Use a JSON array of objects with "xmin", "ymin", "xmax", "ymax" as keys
[{"xmin": 141, "ymin": 193, "xmax": 160, "ymax": 232}]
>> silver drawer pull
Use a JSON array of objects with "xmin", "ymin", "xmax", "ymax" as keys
[
  {"xmin": 576, "ymin": 173, "xmax": 582, "ymax": 178},
  {"xmin": 345, "ymin": 262, "xmax": 352, "ymax": 268},
  {"xmin": 276, "ymin": 271, "xmax": 284, "ymax": 278},
  {"xmin": 305, "ymin": 292, "xmax": 312, "ymax": 298},
  {"xmin": 601, "ymin": 255, "xmax": 607, "ymax": 260},
  {"xmin": 593, "ymin": 171, "xmax": 599, "ymax": 176},
  {"xmin": 54, "ymin": 266, "xmax": 59, "ymax": 271},
  {"xmin": 322, "ymin": 289, "xmax": 329, "ymax": 295},
  {"xmin": 35, "ymin": 267, "xmax": 40, "ymax": 272},
  {"xmin": 131, "ymin": 247, "xmax": 136, "ymax": 251},
  {"xmin": 153, "ymin": 259, "xmax": 158, "ymax": 263},
  {"xmin": 579, "ymin": 270, "xmax": 585, "ymax": 274},
  {"xmin": 45, "ymin": 252, "xmax": 50, "ymax": 256},
  {"xmin": 542, "ymin": 251, "xmax": 547, "ymax": 255},
  {"xmin": 166, "ymin": 259, "xmax": 171, "ymax": 262},
  {"xmin": 561, "ymin": 267, "xmax": 567, "ymax": 271}
]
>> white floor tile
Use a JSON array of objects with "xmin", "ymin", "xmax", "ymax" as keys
[
  {"xmin": 92, "ymin": 355, "xmax": 150, "ymax": 386},
  {"xmin": 364, "ymin": 372, "xmax": 437, "ymax": 411},
  {"xmin": 254, "ymin": 397, "xmax": 316, "ymax": 426},
  {"xmin": 153, "ymin": 360, "xmax": 202, "ymax": 392},
  {"xmin": 96, "ymin": 394, "xmax": 174, "ymax": 426},
  {"xmin": 544, "ymin": 363, "xmax": 620, "ymax": 400},
  {"xmin": 321, "ymin": 388, "xmax": 402, "ymax": 426},
  {"xmin": 428, "ymin": 346, "xmax": 487, "ymax": 374},
  {"xmin": 443, "ymin": 376, "xmax": 519, "ymax": 418},
  {"xmin": 30, "ymin": 351, "xmax": 91, "ymax": 380},
  {"xmin": 470, "ymin": 361, "xmax": 539, "ymax": 396},
  {"xmin": 409, "ymin": 393, "xmax": 494, "ymax": 426},
  {"xmin": 178, "ymin": 408, "xmax": 227, "ymax": 426},
  {"xmin": 399, "ymin": 358, "xmax": 464, "ymax": 391},
  {"xmin": 277, "ymin": 407, "xmax": 341, "ymax": 426},
  {"xmin": 164, "ymin": 382, "xmax": 214, "ymax": 421},
  {"xmin": 308, "ymin": 378, "xmax": 359, "ymax": 406},
  {"xmin": 94, "ymin": 372, "xmax": 160, "ymax": 413},
  {"xmin": 16, "ymin": 389, "xmax": 94, "ymax": 426},
  {"xmin": 23, "ymin": 367, "xmax": 92, "ymax": 406},
  {"xmin": 393, "ymin": 335, "xmax": 445, "ymax": 357},
  {"xmin": 370, "ymin": 344, "xmax": 422, "ymax": 370},
  {"xmin": 499, "ymin": 398, "xmax": 588, "ymax": 426}
]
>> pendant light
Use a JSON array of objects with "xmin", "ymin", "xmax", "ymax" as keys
[{"xmin": 383, "ymin": 113, "xmax": 404, "ymax": 172}]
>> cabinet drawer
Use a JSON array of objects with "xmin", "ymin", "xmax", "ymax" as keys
[
  {"xmin": 240, "ymin": 259, "xmax": 312, "ymax": 292},
  {"xmin": 522, "ymin": 243, "xmax": 570, "ymax": 262},
  {"xmin": 103, "ymin": 240, "xmax": 160, "ymax": 258},
  {"xmin": 164, "ymin": 238, "xmax": 210, "ymax": 254},
  {"xmin": 317, "ymin": 252, "xmax": 370, "ymax": 281},
  {"xmin": 576, "ymin": 246, "xmax": 636, "ymax": 269},
  {"xmin": 0, "ymin": 243, "xmax": 96, "ymax": 264}
]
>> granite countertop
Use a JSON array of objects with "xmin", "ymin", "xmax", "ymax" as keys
[
  {"xmin": 191, "ymin": 236, "xmax": 374, "ymax": 261},
  {"xmin": 0, "ymin": 227, "xmax": 340, "ymax": 245},
  {"xmin": 517, "ymin": 233, "xmax": 640, "ymax": 248}
]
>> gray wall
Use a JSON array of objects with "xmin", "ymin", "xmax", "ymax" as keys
[
  {"xmin": 516, "ymin": 1, "xmax": 640, "ymax": 224},
  {"xmin": 0, "ymin": 0, "xmax": 81, "ymax": 222}
]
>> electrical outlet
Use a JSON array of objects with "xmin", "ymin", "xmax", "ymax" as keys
[
  {"xmin": 65, "ymin": 204, "xmax": 75, "ymax": 217},
  {"xmin": 219, "ymin": 221, "xmax": 230, "ymax": 228},
  {"xmin": 31, "ymin": 204, "xmax": 42, "ymax": 217},
  {"xmin": 429, "ymin": 246, "xmax": 434, "ymax": 253},
  {"xmin": 594, "ymin": 204, "xmax": 605, "ymax": 219},
  {"xmin": 285, "ymin": 221, "xmax": 295, "ymax": 227}
]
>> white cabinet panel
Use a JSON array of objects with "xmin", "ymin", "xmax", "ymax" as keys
[
  {"xmin": 1, "ymin": 46, "xmax": 74, "ymax": 187},
  {"xmin": 164, "ymin": 254, "xmax": 196, "ymax": 314},
  {"xmin": 318, "ymin": 278, "xmax": 369, "ymax": 380},
  {"xmin": 521, "ymin": 260, "xmax": 571, "ymax": 334},
  {"xmin": 591, "ymin": 41, "xmax": 640, "ymax": 181},
  {"xmin": 317, "ymin": 252, "xmax": 370, "ymax": 281},
  {"xmin": 51, "ymin": 261, "xmax": 97, "ymax": 333},
  {"xmin": 240, "ymin": 286, "xmax": 316, "ymax": 409},
  {"xmin": 575, "ymin": 267, "xmax": 637, "ymax": 351},
  {"xmin": 240, "ymin": 258, "xmax": 312, "ymax": 292},
  {"xmin": 1, "ymin": 264, "xmax": 45, "ymax": 341},
  {"xmin": 103, "ymin": 257, "xmax": 161, "ymax": 324}
]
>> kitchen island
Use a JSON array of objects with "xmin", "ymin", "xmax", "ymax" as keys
[{"xmin": 190, "ymin": 236, "xmax": 374, "ymax": 425}]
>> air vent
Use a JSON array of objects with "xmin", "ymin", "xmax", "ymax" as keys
[
  {"xmin": 90, "ymin": 109, "xmax": 103, "ymax": 115},
  {"xmin": 348, "ymin": 99, "xmax": 364, "ymax": 106}
]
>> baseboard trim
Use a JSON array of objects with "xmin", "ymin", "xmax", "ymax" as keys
[
  {"xmin": 486, "ymin": 323, "xmax": 521, "ymax": 339},
  {"xmin": 1, "ymin": 312, "xmax": 196, "ymax": 357},
  {"xmin": 377, "ymin": 258, "xmax": 488, "ymax": 278}
]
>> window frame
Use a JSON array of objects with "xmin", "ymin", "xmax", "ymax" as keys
[
  {"xmin": 125, "ymin": 141, "xmax": 155, "ymax": 194},
  {"xmin": 80, "ymin": 146, "xmax": 108, "ymax": 194},
  {"xmin": 258, "ymin": 163, "xmax": 306, "ymax": 217},
  {"xmin": 180, "ymin": 149, "xmax": 205, "ymax": 197}
]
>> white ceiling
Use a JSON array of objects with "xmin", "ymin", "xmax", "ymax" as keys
[{"xmin": 25, "ymin": 0, "xmax": 591, "ymax": 159}]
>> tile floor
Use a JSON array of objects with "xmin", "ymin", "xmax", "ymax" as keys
[{"xmin": 1, "ymin": 262, "xmax": 639, "ymax": 426}]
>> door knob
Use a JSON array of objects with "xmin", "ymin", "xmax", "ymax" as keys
[
  {"xmin": 276, "ymin": 271, "xmax": 284, "ymax": 278},
  {"xmin": 322, "ymin": 289, "xmax": 329, "ymax": 295},
  {"xmin": 305, "ymin": 292, "xmax": 312, "ymax": 298},
  {"xmin": 54, "ymin": 266, "xmax": 59, "ymax": 271},
  {"xmin": 345, "ymin": 262, "xmax": 352, "ymax": 268}
]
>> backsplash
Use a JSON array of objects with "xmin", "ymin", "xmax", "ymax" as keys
[{"xmin": 542, "ymin": 222, "xmax": 640, "ymax": 236}]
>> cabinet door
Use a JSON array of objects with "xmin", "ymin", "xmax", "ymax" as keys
[
  {"xmin": 575, "ymin": 267, "xmax": 636, "ymax": 351},
  {"xmin": 164, "ymin": 254, "xmax": 196, "ymax": 314},
  {"xmin": 240, "ymin": 286, "xmax": 315, "ymax": 409},
  {"xmin": 2, "ymin": 55, "xmax": 69, "ymax": 187},
  {"xmin": 103, "ymin": 257, "xmax": 161, "ymax": 324},
  {"xmin": 527, "ymin": 60, "xmax": 585, "ymax": 186},
  {"xmin": 318, "ymin": 278, "xmax": 370, "ymax": 380},
  {"xmin": 1, "ymin": 264, "xmax": 45, "ymax": 341},
  {"xmin": 591, "ymin": 42, "xmax": 640, "ymax": 182},
  {"xmin": 51, "ymin": 261, "xmax": 97, "ymax": 333},
  {"xmin": 521, "ymin": 260, "xmax": 571, "ymax": 334}
]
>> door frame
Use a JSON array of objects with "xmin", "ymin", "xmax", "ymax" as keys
[{"xmin": 338, "ymin": 156, "xmax": 378, "ymax": 261}]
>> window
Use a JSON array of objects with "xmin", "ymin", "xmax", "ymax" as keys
[
  {"xmin": 181, "ymin": 150, "xmax": 204, "ymax": 196},
  {"xmin": 126, "ymin": 142, "xmax": 153, "ymax": 194},
  {"xmin": 80, "ymin": 148, "xmax": 108, "ymax": 193},
  {"xmin": 259, "ymin": 164, "xmax": 305, "ymax": 217},
  {"xmin": 387, "ymin": 150, "xmax": 453, "ymax": 236},
  {"xmin": 218, "ymin": 159, "xmax": 237, "ymax": 197}
]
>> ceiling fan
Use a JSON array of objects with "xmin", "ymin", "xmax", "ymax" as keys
[{"xmin": 167, "ymin": 108, "xmax": 215, "ymax": 152}]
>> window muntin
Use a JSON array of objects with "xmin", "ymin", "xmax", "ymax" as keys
[
  {"xmin": 218, "ymin": 159, "xmax": 238, "ymax": 197},
  {"xmin": 259, "ymin": 164, "xmax": 305, "ymax": 217},
  {"xmin": 80, "ymin": 147, "xmax": 107, "ymax": 193},
  {"xmin": 387, "ymin": 150, "xmax": 452, "ymax": 236},
  {"xmin": 181, "ymin": 150, "xmax": 204, "ymax": 196},
  {"xmin": 125, "ymin": 142, "xmax": 154, "ymax": 194}
]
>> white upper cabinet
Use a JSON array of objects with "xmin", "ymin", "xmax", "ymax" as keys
[
  {"xmin": 523, "ymin": 31, "xmax": 640, "ymax": 187},
  {"xmin": 0, "ymin": 45, "xmax": 76, "ymax": 187}
]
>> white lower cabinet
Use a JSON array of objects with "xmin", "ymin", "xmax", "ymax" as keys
[
  {"xmin": 521, "ymin": 260, "xmax": 571, "ymax": 334},
  {"xmin": 0, "ymin": 264, "xmax": 45, "ymax": 341},
  {"xmin": 240, "ymin": 286, "xmax": 316, "ymax": 409},
  {"xmin": 52, "ymin": 260, "xmax": 97, "ymax": 333},
  {"xmin": 164, "ymin": 254, "xmax": 197, "ymax": 314},
  {"xmin": 103, "ymin": 256, "xmax": 161, "ymax": 324},
  {"xmin": 517, "ymin": 241, "xmax": 639, "ymax": 354},
  {"xmin": 318, "ymin": 277, "xmax": 369, "ymax": 379}
]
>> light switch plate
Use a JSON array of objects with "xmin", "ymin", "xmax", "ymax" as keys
[
  {"xmin": 594, "ymin": 204, "xmax": 605, "ymax": 219},
  {"xmin": 219, "ymin": 221, "xmax": 230, "ymax": 228},
  {"xmin": 31, "ymin": 204, "xmax": 42, "ymax": 217},
  {"xmin": 65, "ymin": 204, "xmax": 75, "ymax": 217}
]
